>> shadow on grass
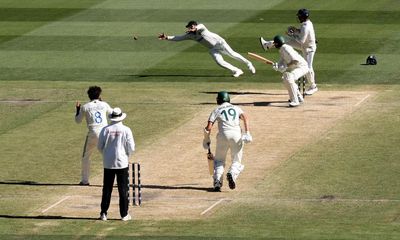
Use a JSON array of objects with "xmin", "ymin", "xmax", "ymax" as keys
[
  {"xmin": 0, "ymin": 181, "xmax": 214, "ymax": 192},
  {"xmin": 143, "ymin": 184, "xmax": 214, "ymax": 192},
  {"xmin": 123, "ymin": 74, "xmax": 228, "ymax": 78},
  {"xmin": 0, "ymin": 180, "xmax": 102, "ymax": 187},
  {"xmin": 197, "ymin": 101, "xmax": 289, "ymax": 107},
  {"xmin": 0, "ymin": 214, "xmax": 116, "ymax": 220},
  {"xmin": 200, "ymin": 91, "xmax": 286, "ymax": 96}
]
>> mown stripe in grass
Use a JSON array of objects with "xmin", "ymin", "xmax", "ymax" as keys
[
  {"xmin": 1, "ymin": 9, "xmax": 399, "ymax": 24},
  {"xmin": 0, "ymin": 67, "xmax": 395, "ymax": 85},
  {"xmin": 1, "ymin": 36, "xmax": 399, "ymax": 55}
]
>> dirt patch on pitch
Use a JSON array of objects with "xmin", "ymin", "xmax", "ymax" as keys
[{"xmin": 37, "ymin": 90, "xmax": 374, "ymax": 220}]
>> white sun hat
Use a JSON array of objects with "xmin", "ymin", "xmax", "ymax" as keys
[{"xmin": 109, "ymin": 107, "xmax": 126, "ymax": 122}]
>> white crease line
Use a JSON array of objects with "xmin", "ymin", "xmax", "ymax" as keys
[
  {"xmin": 200, "ymin": 198, "xmax": 226, "ymax": 216},
  {"xmin": 41, "ymin": 196, "xmax": 70, "ymax": 213},
  {"xmin": 354, "ymin": 94, "xmax": 371, "ymax": 107}
]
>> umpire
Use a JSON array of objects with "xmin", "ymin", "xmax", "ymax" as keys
[{"xmin": 97, "ymin": 107, "xmax": 135, "ymax": 221}]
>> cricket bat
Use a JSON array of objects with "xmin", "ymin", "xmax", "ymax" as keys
[
  {"xmin": 248, "ymin": 52, "xmax": 274, "ymax": 65},
  {"xmin": 207, "ymin": 143, "xmax": 214, "ymax": 176}
]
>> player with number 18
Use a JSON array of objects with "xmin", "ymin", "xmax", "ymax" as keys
[{"xmin": 75, "ymin": 86, "xmax": 113, "ymax": 186}]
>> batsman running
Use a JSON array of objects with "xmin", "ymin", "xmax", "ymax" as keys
[
  {"xmin": 158, "ymin": 21, "xmax": 256, "ymax": 78},
  {"xmin": 203, "ymin": 91, "xmax": 252, "ymax": 192}
]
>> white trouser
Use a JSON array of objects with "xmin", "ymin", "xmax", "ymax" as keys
[
  {"xmin": 213, "ymin": 130, "xmax": 244, "ymax": 182},
  {"xmin": 210, "ymin": 40, "xmax": 252, "ymax": 73},
  {"xmin": 282, "ymin": 65, "xmax": 309, "ymax": 103},
  {"xmin": 81, "ymin": 130, "xmax": 100, "ymax": 183},
  {"xmin": 286, "ymin": 38, "xmax": 316, "ymax": 86}
]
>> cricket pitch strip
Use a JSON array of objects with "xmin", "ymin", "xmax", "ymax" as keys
[{"xmin": 37, "ymin": 90, "xmax": 374, "ymax": 220}]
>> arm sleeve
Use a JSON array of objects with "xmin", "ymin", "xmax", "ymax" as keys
[
  {"xmin": 75, "ymin": 107, "xmax": 84, "ymax": 123},
  {"xmin": 97, "ymin": 128, "xmax": 106, "ymax": 152},
  {"xmin": 167, "ymin": 34, "xmax": 191, "ymax": 41},
  {"xmin": 125, "ymin": 128, "xmax": 135, "ymax": 157}
]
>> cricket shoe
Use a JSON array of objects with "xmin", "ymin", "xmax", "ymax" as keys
[
  {"xmin": 305, "ymin": 85, "xmax": 318, "ymax": 95},
  {"xmin": 121, "ymin": 214, "xmax": 132, "ymax": 221},
  {"xmin": 232, "ymin": 69, "xmax": 244, "ymax": 78},
  {"xmin": 259, "ymin": 37, "xmax": 274, "ymax": 51},
  {"xmin": 99, "ymin": 213, "xmax": 107, "ymax": 221},
  {"xmin": 289, "ymin": 101, "xmax": 300, "ymax": 107},
  {"xmin": 226, "ymin": 172, "xmax": 236, "ymax": 190},
  {"xmin": 213, "ymin": 180, "xmax": 222, "ymax": 192}
]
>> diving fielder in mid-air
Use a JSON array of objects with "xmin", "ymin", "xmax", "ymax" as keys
[
  {"xmin": 203, "ymin": 91, "xmax": 252, "ymax": 191},
  {"xmin": 158, "ymin": 21, "xmax": 256, "ymax": 78}
]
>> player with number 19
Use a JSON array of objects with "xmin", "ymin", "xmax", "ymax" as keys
[
  {"xmin": 203, "ymin": 91, "xmax": 252, "ymax": 192},
  {"xmin": 75, "ymin": 86, "xmax": 113, "ymax": 186}
]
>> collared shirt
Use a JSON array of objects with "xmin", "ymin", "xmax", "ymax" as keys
[
  {"xmin": 278, "ymin": 44, "xmax": 308, "ymax": 69},
  {"xmin": 295, "ymin": 19, "xmax": 316, "ymax": 51},
  {"xmin": 208, "ymin": 102, "xmax": 243, "ymax": 133},
  {"xmin": 98, "ymin": 122, "xmax": 135, "ymax": 169},
  {"xmin": 75, "ymin": 100, "xmax": 112, "ymax": 132}
]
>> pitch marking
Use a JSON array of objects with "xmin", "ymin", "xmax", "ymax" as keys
[
  {"xmin": 354, "ymin": 94, "xmax": 370, "ymax": 107},
  {"xmin": 41, "ymin": 196, "xmax": 70, "ymax": 213},
  {"xmin": 200, "ymin": 198, "xmax": 226, "ymax": 216}
]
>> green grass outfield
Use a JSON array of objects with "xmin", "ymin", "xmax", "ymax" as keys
[{"xmin": 0, "ymin": 0, "xmax": 399, "ymax": 239}]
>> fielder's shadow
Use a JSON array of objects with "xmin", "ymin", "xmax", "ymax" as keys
[
  {"xmin": 122, "ymin": 74, "xmax": 227, "ymax": 78},
  {"xmin": 0, "ymin": 214, "xmax": 115, "ymax": 221},
  {"xmin": 0, "ymin": 180, "xmax": 102, "ymax": 188},
  {"xmin": 143, "ymin": 184, "xmax": 214, "ymax": 192}
]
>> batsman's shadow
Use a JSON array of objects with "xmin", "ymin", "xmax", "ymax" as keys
[
  {"xmin": 143, "ymin": 184, "xmax": 214, "ymax": 192},
  {"xmin": 198, "ymin": 101, "xmax": 289, "ymax": 107}
]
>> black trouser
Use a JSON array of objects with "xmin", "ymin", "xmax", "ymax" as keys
[{"xmin": 100, "ymin": 167, "xmax": 129, "ymax": 218}]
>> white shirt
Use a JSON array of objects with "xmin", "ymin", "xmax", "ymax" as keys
[
  {"xmin": 167, "ymin": 24, "xmax": 224, "ymax": 49},
  {"xmin": 98, "ymin": 121, "xmax": 135, "ymax": 169},
  {"xmin": 208, "ymin": 102, "xmax": 244, "ymax": 132},
  {"xmin": 294, "ymin": 19, "xmax": 316, "ymax": 51},
  {"xmin": 278, "ymin": 44, "xmax": 308, "ymax": 69},
  {"xmin": 75, "ymin": 100, "xmax": 112, "ymax": 132}
]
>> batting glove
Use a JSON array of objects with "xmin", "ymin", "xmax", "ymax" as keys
[
  {"xmin": 242, "ymin": 131, "xmax": 253, "ymax": 143},
  {"xmin": 272, "ymin": 63, "xmax": 287, "ymax": 73}
]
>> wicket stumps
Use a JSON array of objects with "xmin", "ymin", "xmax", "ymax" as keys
[
  {"xmin": 297, "ymin": 76, "xmax": 306, "ymax": 98},
  {"xmin": 131, "ymin": 162, "xmax": 142, "ymax": 206}
]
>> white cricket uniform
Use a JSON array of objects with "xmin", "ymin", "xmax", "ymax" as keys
[
  {"xmin": 208, "ymin": 102, "xmax": 245, "ymax": 183},
  {"xmin": 167, "ymin": 24, "xmax": 253, "ymax": 74},
  {"xmin": 75, "ymin": 100, "xmax": 112, "ymax": 184},
  {"xmin": 287, "ymin": 19, "xmax": 317, "ymax": 86},
  {"xmin": 278, "ymin": 44, "xmax": 309, "ymax": 104}
]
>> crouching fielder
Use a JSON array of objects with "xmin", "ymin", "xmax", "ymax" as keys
[
  {"xmin": 272, "ymin": 35, "xmax": 309, "ymax": 107},
  {"xmin": 203, "ymin": 91, "xmax": 252, "ymax": 192}
]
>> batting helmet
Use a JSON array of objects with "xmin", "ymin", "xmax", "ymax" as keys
[
  {"xmin": 216, "ymin": 91, "xmax": 230, "ymax": 105},
  {"xmin": 273, "ymin": 35, "xmax": 285, "ymax": 48},
  {"xmin": 297, "ymin": 8, "xmax": 309, "ymax": 22},
  {"xmin": 366, "ymin": 55, "xmax": 377, "ymax": 65}
]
